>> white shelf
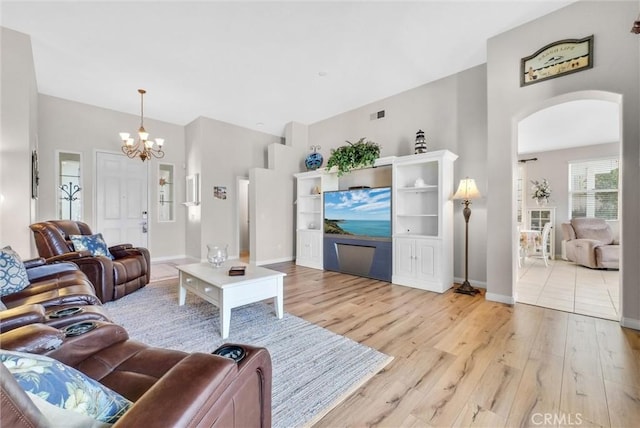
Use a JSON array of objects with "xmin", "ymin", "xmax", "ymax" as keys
[
  {"xmin": 397, "ymin": 185, "xmax": 438, "ymax": 192},
  {"xmin": 397, "ymin": 214, "xmax": 438, "ymax": 217},
  {"xmin": 394, "ymin": 233, "xmax": 437, "ymax": 239}
]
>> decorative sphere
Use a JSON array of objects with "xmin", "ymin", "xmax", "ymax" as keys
[{"xmin": 305, "ymin": 152, "xmax": 324, "ymax": 170}]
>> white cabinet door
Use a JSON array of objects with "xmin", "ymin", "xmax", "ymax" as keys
[
  {"xmin": 297, "ymin": 230, "xmax": 322, "ymax": 269},
  {"xmin": 395, "ymin": 237, "xmax": 415, "ymax": 277},
  {"xmin": 416, "ymin": 239, "xmax": 439, "ymax": 280},
  {"xmin": 393, "ymin": 237, "xmax": 445, "ymax": 292}
]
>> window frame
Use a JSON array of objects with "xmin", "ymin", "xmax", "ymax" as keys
[
  {"xmin": 568, "ymin": 156, "xmax": 619, "ymax": 220},
  {"xmin": 56, "ymin": 150, "xmax": 83, "ymax": 221}
]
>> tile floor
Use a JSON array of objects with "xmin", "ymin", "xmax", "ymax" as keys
[
  {"xmin": 516, "ymin": 257, "xmax": 619, "ymax": 321},
  {"xmin": 149, "ymin": 258, "xmax": 195, "ymax": 282}
]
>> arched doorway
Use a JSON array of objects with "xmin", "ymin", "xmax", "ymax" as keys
[{"xmin": 512, "ymin": 91, "xmax": 623, "ymax": 321}]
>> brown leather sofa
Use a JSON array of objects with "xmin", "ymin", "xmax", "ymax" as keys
[
  {"xmin": 1, "ymin": 321, "xmax": 272, "ymax": 427},
  {"xmin": 30, "ymin": 220, "xmax": 150, "ymax": 302},
  {"xmin": 561, "ymin": 217, "xmax": 620, "ymax": 269},
  {"xmin": 2, "ymin": 258, "xmax": 100, "ymax": 309},
  {"xmin": 1, "ymin": 258, "xmax": 111, "ymax": 333}
]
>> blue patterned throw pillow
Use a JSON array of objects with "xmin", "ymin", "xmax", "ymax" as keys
[
  {"xmin": 69, "ymin": 234, "xmax": 114, "ymax": 259},
  {"xmin": 1, "ymin": 350, "xmax": 132, "ymax": 423},
  {"xmin": 0, "ymin": 247, "xmax": 30, "ymax": 297}
]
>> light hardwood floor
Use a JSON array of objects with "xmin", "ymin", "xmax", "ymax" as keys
[{"xmin": 266, "ymin": 262, "xmax": 640, "ymax": 428}]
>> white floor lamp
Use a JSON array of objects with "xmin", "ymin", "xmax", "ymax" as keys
[{"xmin": 452, "ymin": 177, "xmax": 481, "ymax": 295}]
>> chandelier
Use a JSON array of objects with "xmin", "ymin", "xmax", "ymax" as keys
[{"xmin": 119, "ymin": 89, "xmax": 165, "ymax": 161}]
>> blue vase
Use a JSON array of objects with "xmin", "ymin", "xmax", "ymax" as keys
[{"xmin": 305, "ymin": 147, "xmax": 323, "ymax": 170}]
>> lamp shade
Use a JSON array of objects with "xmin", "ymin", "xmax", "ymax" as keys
[{"xmin": 453, "ymin": 178, "xmax": 481, "ymax": 200}]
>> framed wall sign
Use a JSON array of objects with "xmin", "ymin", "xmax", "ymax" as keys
[{"xmin": 521, "ymin": 35, "xmax": 593, "ymax": 86}]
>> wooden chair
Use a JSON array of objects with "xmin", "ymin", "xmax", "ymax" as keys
[{"xmin": 529, "ymin": 222, "xmax": 552, "ymax": 267}]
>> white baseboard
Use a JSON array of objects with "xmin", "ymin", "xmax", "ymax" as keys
[
  {"xmin": 254, "ymin": 256, "xmax": 295, "ymax": 266},
  {"xmin": 621, "ymin": 317, "xmax": 640, "ymax": 331},
  {"xmin": 453, "ymin": 277, "xmax": 487, "ymax": 289},
  {"xmin": 150, "ymin": 254, "xmax": 195, "ymax": 263},
  {"xmin": 485, "ymin": 292, "xmax": 515, "ymax": 305}
]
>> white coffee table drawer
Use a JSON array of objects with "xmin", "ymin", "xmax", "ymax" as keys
[{"xmin": 180, "ymin": 273, "xmax": 221, "ymax": 305}]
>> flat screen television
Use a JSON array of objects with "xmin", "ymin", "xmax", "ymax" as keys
[{"xmin": 323, "ymin": 187, "xmax": 391, "ymax": 239}]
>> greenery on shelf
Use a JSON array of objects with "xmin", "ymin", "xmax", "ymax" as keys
[{"xmin": 325, "ymin": 138, "xmax": 380, "ymax": 176}]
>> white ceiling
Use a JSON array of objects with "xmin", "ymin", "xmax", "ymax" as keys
[
  {"xmin": 2, "ymin": 1, "xmax": 579, "ymax": 137},
  {"xmin": 518, "ymin": 100, "xmax": 620, "ymax": 154}
]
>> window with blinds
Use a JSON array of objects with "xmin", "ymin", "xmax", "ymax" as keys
[{"xmin": 569, "ymin": 157, "xmax": 619, "ymax": 220}]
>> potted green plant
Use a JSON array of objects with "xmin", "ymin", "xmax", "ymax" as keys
[{"xmin": 325, "ymin": 138, "xmax": 380, "ymax": 176}]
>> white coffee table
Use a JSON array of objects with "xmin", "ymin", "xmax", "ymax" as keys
[{"xmin": 176, "ymin": 262, "xmax": 285, "ymax": 339}]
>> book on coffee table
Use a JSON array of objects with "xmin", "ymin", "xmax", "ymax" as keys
[{"xmin": 228, "ymin": 265, "xmax": 246, "ymax": 276}]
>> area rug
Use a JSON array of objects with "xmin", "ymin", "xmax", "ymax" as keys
[{"xmin": 104, "ymin": 278, "xmax": 392, "ymax": 428}]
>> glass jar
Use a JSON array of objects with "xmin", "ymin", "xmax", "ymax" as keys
[{"xmin": 207, "ymin": 244, "xmax": 228, "ymax": 268}]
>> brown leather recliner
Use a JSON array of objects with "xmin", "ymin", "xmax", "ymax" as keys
[
  {"xmin": 30, "ymin": 220, "xmax": 150, "ymax": 302},
  {"xmin": 1, "ymin": 258, "xmax": 111, "ymax": 333},
  {"xmin": 1, "ymin": 321, "xmax": 272, "ymax": 428}
]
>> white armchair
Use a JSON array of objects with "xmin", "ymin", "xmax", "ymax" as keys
[{"xmin": 561, "ymin": 218, "xmax": 619, "ymax": 269}]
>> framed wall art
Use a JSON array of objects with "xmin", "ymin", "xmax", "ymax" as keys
[
  {"xmin": 31, "ymin": 150, "xmax": 39, "ymax": 199},
  {"xmin": 184, "ymin": 173, "xmax": 200, "ymax": 206},
  {"xmin": 521, "ymin": 35, "xmax": 593, "ymax": 86},
  {"xmin": 214, "ymin": 186, "xmax": 227, "ymax": 200}
]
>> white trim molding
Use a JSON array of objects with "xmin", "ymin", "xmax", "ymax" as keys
[
  {"xmin": 454, "ymin": 277, "xmax": 487, "ymax": 289},
  {"xmin": 255, "ymin": 256, "xmax": 295, "ymax": 266},
  {"xmin": 621, "ymin": 317, "xmax": 640, "ymax": 331},
  {"xmin": 485, "ymin": 292, "xmax": 515, "ymax": 305}
]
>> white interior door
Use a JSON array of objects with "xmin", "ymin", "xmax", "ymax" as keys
[{"xmin": 96, "ymin": 152, "xmax": 148, "ymax": 248}]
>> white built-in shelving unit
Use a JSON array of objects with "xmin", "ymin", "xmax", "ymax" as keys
[
  {"xmin": 294, "ymin": 150, "xmax": 457, "ymax": 293},
  {"xmin": 392, "ymin": 150, "xmax": 458, "ymax": 293},
  {"xmin": 293, "ymin": 170, "xmax": 338, "ymax": 269}
]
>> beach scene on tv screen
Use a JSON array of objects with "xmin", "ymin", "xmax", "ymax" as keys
[{"xmin": 324, "ymin": 187, "xmax": 391, "ymax": 238}]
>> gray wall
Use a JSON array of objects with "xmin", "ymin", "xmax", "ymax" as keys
[
  {"xmin": 184, "ymin": 118, "xmax": 203, "ymax": 260},
  {"xmin": 307, "ymin": 64, "xmax": 489, "ymax": 287},
  {"xmin": 37, "ymin": 95, "xmax": 187, "ymax": 259},
  {"xmin": 487, "ymin": 1, "xmax": 639, "ymax": 327},
  {"xmin": 184, "ymin": 116, "xmax": 283, "ymax": 262},
  {"xmin": 0, "ymin": 27, "xmax": 39, "ymax": 257},
  {"xmin": 519, "ymin": 142, "xmax": 620, "ymax": 256}
]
